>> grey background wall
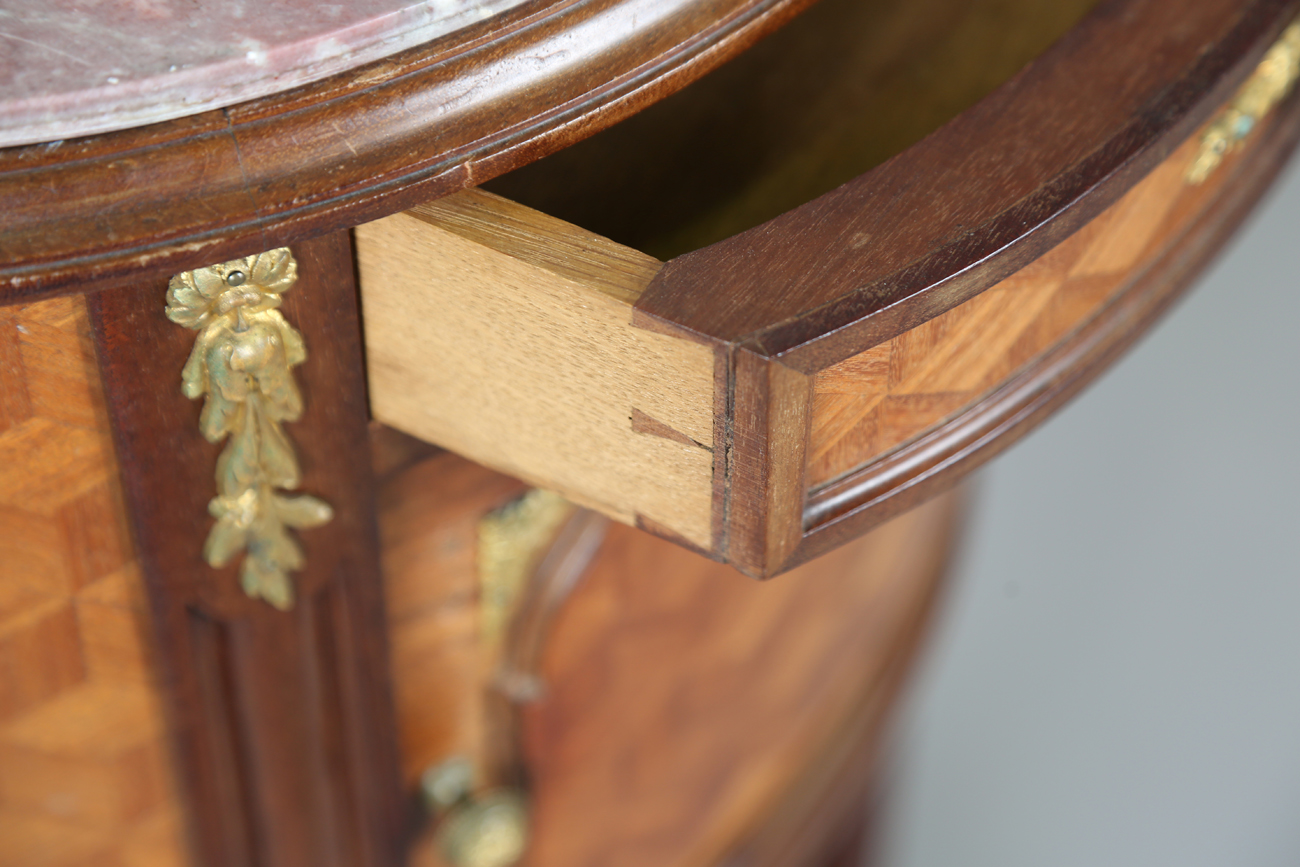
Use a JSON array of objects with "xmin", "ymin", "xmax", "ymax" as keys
[{"xmin": 874, "ymin": 156, "xmax": 1300, "ymax": 867}]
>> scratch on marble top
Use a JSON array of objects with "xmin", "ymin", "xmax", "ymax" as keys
[
  {"xmin": 0, "ymin": 30, "xmax": 92, "ymax": 66},
  {"xmin": 0, "ymin": 0, "xmax": 530, "ymax": 148}
]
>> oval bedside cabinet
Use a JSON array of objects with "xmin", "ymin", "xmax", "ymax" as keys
[{"xmin": 2, "ymin": 1, "xmax": 1297, "ymax": 866}]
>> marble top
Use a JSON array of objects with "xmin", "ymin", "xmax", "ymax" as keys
[{"xmin": 0, "ymin": 0, "xmax": 528, "ymax": 148}]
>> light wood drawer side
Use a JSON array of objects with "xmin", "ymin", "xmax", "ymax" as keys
[{"xmin": 356, "ymin": 190, "xmax": 717, "ymax": 550}]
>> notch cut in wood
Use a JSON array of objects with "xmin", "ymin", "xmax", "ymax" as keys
[{"xmin": 355, "ymin": 189, "xmax": 718, "ymax": 551}]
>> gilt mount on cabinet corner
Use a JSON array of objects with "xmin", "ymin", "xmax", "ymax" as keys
[
  {"xmin": 166, "ymin": 247, "xmax": 332, "ymax": 610},
  {"xmin": 1189, "ymin": 21, "xmax": 1300, "ymax": 184}
]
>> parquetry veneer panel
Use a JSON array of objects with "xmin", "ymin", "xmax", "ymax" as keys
[
  {"xmin": 0, "ymin": 297, "xmax": 185, "ymax": 867},
  {"xmin": 807, "ymin": 128, "xmax": 1223, "ymax": 488},
  {"xmin": 519, "ymin": 489, "xmax": 963, "ymax": 867},
  {"xmin": 389, "ymin": 448, "xmax": 964, "ymax": 867}
]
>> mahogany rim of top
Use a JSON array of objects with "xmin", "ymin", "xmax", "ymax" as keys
[
  {"xmin": 1, "ymin": 0, "xmax": 1296, "ymax": 348},
  {"xmin": 0, "ymin": 0, "xmax": 817, "ymax": 303}
]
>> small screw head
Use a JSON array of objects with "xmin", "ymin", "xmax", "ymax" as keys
[{"xmin": 225, "ymin": 270, "xmax": 247, "ymax": 286}]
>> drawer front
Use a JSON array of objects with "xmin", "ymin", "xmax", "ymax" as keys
[{"xmin": 358, "ymin": 15, "xmax": 1300, "ymax": 575}]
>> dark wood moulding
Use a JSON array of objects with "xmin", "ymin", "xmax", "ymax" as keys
[
  {"xmin": 635, "ymin": 0, "xmax": 1297, "ymax": 363},
  {"xmin": 0, "ymin": 0, "xmax": 816, "ymax": 304}
]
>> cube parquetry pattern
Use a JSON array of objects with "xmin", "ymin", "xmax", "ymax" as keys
[
  {"xmin": 0, "ymin": 297, "xmax": 184, "ymax": 867},
  {"xmin": 807, "ymin": 129, "xmax": 1207, "ymax": 488}
]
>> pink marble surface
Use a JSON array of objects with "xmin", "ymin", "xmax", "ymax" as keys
[{"xmin": 0, "ymin": 0, "xmax": 529, "ymax": 148}]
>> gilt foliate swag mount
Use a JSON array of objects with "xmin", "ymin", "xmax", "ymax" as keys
[{"xmin": 166, "ymin": 247, "xmax": 332, "ymax": 610}]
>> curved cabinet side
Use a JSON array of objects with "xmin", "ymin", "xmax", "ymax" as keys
[{"xmin": 788, "ymin": 85, "xmax": 1300, "ymax": 572}]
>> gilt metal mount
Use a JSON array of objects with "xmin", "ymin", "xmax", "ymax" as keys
[
  {"xmin": 166, "ymin": 248, "xmax": 332, "ymax": 610},
  {"xmin": 1189, "ymin": 21, "xmax": 1300, "ymax": 184}
]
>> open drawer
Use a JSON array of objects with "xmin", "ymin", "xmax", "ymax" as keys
[{"xmin": 356, "ymin": 0, "xmax": 1300, "ymax": 577}]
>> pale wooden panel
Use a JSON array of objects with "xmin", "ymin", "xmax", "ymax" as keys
[
  {"xmin": 0, "ymin": 297, "xmax": 185, "ymax": 867},
  {"xmin": 808, "ymin": 129, "xmax": 1216, "ymax": 487},
  {"xmin": 357, "ymin": 190, "xmax": 717, "ymax": 550}
]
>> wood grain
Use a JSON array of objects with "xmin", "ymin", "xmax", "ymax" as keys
[
  {"xmin": 4, "ymin": 0, "xmax": 1287, "ymax": 378},
  {"xmin": 707, "ymin": 58, "xmax": 1300, "ymax": 577},
  {"xmin": 0, "ymin": 296, "xmax": 185, "ymax": 867},
  {"xmin": 357, "ymin": 190, "xmax": 718, "ymax": 551},
  {"xmin": 718, "ymin": 497, "xmax": 959, "ymax": 867},
  {"xmin": 88, "ymin": 233, "xmax": 403, "ymax": 867},
  {"xmin": 725, "ymin": 350, "xmax": 812, "ymax": 575},
  {"xmin": 5, "ymin": 0, "xmax": 1295, "ymax": 585},
  {"xmin": 353, "ymin": 2, "xmax": 1300, "ymax": 578},
  {"xmin": 3, "ymin": 7, "xmax": 1294, "ymax": 867},
  {"xmin": 379, "ymin": 454, "xmax": 613, "ymax": 861},
  {"xmin": 360, "ymin": 76, "xmax": 1300, "ymax": 576}
]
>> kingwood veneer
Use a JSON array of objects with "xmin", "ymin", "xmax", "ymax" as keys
[{"xmin": 2, "ymin": 1, "xmax": 1298, "ymax": 866}]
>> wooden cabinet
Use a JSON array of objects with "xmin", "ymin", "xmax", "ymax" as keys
[{"xmin": 2, "ymin": 1, "xmax": 1298, "ymax": 866}]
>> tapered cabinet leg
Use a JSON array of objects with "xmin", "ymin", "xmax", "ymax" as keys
[{"xmin": 88, "ymin": 232, "xmax": 404, "ymax": 867}]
